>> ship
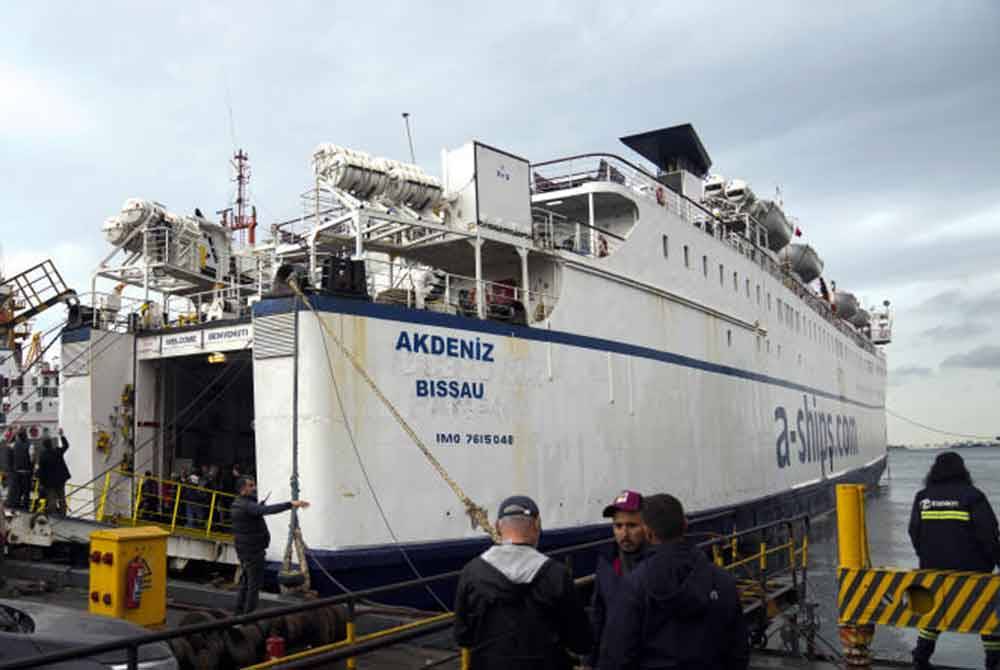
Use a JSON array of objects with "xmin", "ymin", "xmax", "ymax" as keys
[{"xmin": 55, "ymin": 124, "xmax": 892, "ymax": 592}]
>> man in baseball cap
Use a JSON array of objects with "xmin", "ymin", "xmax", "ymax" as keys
[
  {"xmin": 454, "ymin": 494, "xmax": 593, "ymax": 669},
  {"xmin": 585, "ymin": 490, "xmax": 648, "ymax": 669}
]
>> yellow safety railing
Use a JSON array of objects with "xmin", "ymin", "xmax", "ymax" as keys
[
  {"xmin": 52, "ymin": 469, "xmax": 238, "ymax": 541},
  {"xmin": 237, "ymin": 518, "xmax": 811, "ymax": 669}
]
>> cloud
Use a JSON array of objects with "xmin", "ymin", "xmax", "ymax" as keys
[
  {"xmin": 889, "ymin": 365, "xmax": 933, "ymax": 386},
  {"xmin": 941, "ymin": 346, "xmax": 1000, "ymax": 369},
  {"xmin": 913, "ymin": 288, "xmax": 1000, "ymax": 316},
  {"xmin": 0, "ymin": 63, "xmax": 92, "ymax": 138},
  {"xmin": 921, "ymin": 321, "xmax": 991, "ymax": 341}
]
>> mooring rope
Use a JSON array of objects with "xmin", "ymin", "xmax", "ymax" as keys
[{"xmin": 287, "ymin": 279, "xmax": 497, "ymax": 542}]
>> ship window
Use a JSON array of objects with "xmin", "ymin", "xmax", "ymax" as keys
[
  {"xmin": 31, "ymin": 377, "xmax": 38, "ymax": 387},
  {"xmin": 766, "ymin": 339, "xmax": 771, "ymax": 353},
  {"xmin": 21, "ymin": 402, "xmax": 28, "ymax": 412},
  {"xmin": 662, "ymin": 235, "xmax": 669, "ymax": 259},
  {"xmin": 777, "ymin": 300, "xmax": 783, "ymax": 323},
  {"xmin": 35, "ymin": 401, "xmax": 42, "ymax": 413},
  {"xmin": 683, "ymin": 244, "xmax": 689, "ymax": 268},
  {"xmin": 733, "ymin": 272, "xmax": 738, "ymax": 292},
  {"xmin": 756, "ymin": 284, "xmax": 761, "ymax": 305},
  {"xmin": 43, "ymin": 377, "xmax": 50, "ymax": 386},
  {"xmin": 719, "ymin": 264, "xmax": 724, "ymax": 287},
  {"xmin": 727, "ymin": 329, "xmax": 732, "ymax": 347},
  {"xmin": 702, "ymin": 255, "xmax": 708, "ymax": 277},
  {"xmin": 745, "ymin": 278, "xmax": 750, "ymax": 298},
  {"xmin": 767, "ymin": 292, "xmax": 772, "ymax": 310}
]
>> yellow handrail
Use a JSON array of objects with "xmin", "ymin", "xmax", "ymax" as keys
[
  {"xmin": 96, "ymin": 471, "xmax": 112, "ymax": 521},
  {"xmin": 206, "ymin": 493, "xmax": 217, "ymax": 535},
  {"xmin": 170, "ymin": 484, "xmax": 182, "ymax": 532},
  {"xmin": 132, "ymin": 476, "xmax": 145, "ymax": 522}
]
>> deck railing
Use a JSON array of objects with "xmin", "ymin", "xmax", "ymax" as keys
[
  {"xmin": 48, "ymin": 468, "xmax": 236, "ymax": 542},
  {"xmin": 0, "ymin": 513, "xmax": 813, "ymax": 670}
]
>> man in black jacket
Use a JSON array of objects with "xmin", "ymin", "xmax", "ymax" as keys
[
  {"xmin": 587, "ymin": 490, "xmax": 647, "ymax": 669},
  {"xmin": 36, "ymin": 429, "xmax": 70, "ymax": 514},
  {"xmin": 454, "ymin": 495, "xmax": 593, "ymax": 669},
  {"xmin": 600, "ymin": 493, "xmax": 749, "ymax": 670},
  {"xmin": 908, "ymin": 451, "xmax": 1000, "ymax": 670},
  {"xmin": 230, "ymin": 476, "xmax": 310, "ymax": 614},
  {"xmin": 9, "ymin": 430, "xmax": 32, "ymax": 510}
]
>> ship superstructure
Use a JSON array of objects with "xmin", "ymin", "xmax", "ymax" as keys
[{"xmin": 59, "ymin": 126, "xmax": 892, "ymax": 588}]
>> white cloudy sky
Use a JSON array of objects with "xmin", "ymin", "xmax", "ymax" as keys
[{"xmin": 3, "ymin": 2, "xmax": 998, "ymax": 445}]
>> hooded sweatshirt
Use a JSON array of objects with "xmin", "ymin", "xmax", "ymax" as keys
[
  {"xmin": 599, "ymin": 540, "xmax": 749, "ymax": 670},
  {"xmin": 454, "ymin": 543, "xmax": 593, "ymax": 670}
]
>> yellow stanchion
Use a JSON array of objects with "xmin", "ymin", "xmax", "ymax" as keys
[
  {"xmin": 345, "ymin": 620, "xmax": 357, "ymax": 670},
  {"xmin": 461, "ymin": 647, "xmax": 471, "ymax": 670},
  {"xmin": 835, "ymin": 484, "xmax": 874, "ymax": 668}
]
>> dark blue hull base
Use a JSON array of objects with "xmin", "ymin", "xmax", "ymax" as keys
[{"xmin": 269, "ymin": 456, "xmax": 887, "ymax": 608}]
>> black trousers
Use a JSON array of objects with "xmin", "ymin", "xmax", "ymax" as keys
[
  {"xmin": 8, "ymin": 472, "xmax": 31, "ymax": 510},
  {"xmin": 43, "ymin": 485, "xmax": 66, "ymax": 514},
  {"xmin": 235, "ymin": 551, "xmax": 267, "ymax": 614}
]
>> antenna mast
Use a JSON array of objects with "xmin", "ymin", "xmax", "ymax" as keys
[
  {"xmin": 402, "ymin": 112, "xmax": 416, "ymax": 164},
  {"xmin": 219, "ymin": 149, "xmax": 258, "ymax": 245}
]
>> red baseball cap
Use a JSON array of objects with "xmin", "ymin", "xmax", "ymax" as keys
[{"xmin": 602, "ymin": 490, "xmax": 643, "ymax": 518}]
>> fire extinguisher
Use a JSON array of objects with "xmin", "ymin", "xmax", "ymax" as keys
[
  {"xmin": 265, "ymin": 634, "xmax": 286, "ymax": 660},
  {"xmin": 125, "ymin": 558, "xmax": 145, "ymax": 609}
]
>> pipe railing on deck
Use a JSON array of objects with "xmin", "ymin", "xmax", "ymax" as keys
[
  {"xmin": 58, "ymin": 468, "xmax": 237, "ymax": 541},
  {"xmin": 0, "ymin": 514, "xmax": 812, "ymax": 670}
]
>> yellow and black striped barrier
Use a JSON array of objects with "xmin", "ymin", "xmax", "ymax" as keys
[{"xmin": 838, "ymin": 566, "xmax": 1000, "ymax": 635}]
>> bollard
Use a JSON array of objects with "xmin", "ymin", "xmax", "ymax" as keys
[
  {"xmin": 346, "ymin": 600, "xmax": 357, "ymax": 670},
  {"xmin": 265, "ymin": 633, "xmax": 286, "ymax": 660},
  {"xmin": 836, "ymin": 484, "xmax": 874, "ymax": 667}
]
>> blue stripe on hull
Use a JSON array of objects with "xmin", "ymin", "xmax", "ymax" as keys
[
  {"xmin": 254, "ymin": 296, "xmax": 884, "ymax": 411},
  {"xmin": 268, "ymin": 455, "xmax": 886, "ymax": 607}
]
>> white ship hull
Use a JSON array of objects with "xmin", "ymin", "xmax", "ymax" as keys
[{"xmin": 249, "ymin": 183, "xmax": 886, "ymax": 565}]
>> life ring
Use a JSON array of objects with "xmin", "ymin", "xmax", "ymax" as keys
[
  {"xmin": 655, "ymin": 187, "xmax": 665, "ymax": 206},
  {"xmin": 28, "ymin": 425, "xmax": 39, "ymax": 438}
]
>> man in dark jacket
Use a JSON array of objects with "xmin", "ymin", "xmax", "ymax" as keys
[
  {"xmin": 35, "ymin": 429, "xmax": 70, "ymax": 514},
  {"xmin": 0, "ymin": 437, "xmax": 12, "ymax": 496},
  {"xmin": 454, "ymin": 495, "xmax": 593, "ymax": 669},
  {"xmin": 908, "ymin": 451, "xmax": 1000, "ymax": 670},
  {"xmin": 230, "ymin": 475, "xmax": 310, "ymax": 614},
  {"xmin": 600, "ymin": 493, "xmax": 749, "ymax": 670},
  {"xmin": 587, "ymin": 490, "xmax": 647, "ymax": 669},
  {"xmin": 9, "ymin": 430, "xmax": 32, "ymax": 510}
]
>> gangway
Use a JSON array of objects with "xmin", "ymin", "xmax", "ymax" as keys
[
  {"xmin": 9, "ymin": 469, "xmax": 238, "ymax": 566},
  {"xmin": 0, "ymin": 260, "xmax": 76, "ymax": 345}
]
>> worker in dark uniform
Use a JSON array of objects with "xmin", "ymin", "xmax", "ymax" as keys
[
  {"xmin": 908, "ymin": 451, "xmax": 1000, "ymax": 670},
  {"xmin": 454, "ymin": 495, "xmax": 593, "ymax": 669},
  {"xmin": 600, "ymin": 493, "xmax": 749, "ymax": 670},
  {"xmin": 586, "ymin": 490, "xmax": 647, "ymax": 669},
  {"xmin": 35, "ymin": 428, "xmax": 70, "ymax": 514},
  {"xmin": 0, "ymin": 436, "xmax": 13, "ymax": 499},
  {"xmin": 9, "ymin": 430, "xmax": 32, "ymax": 510},
  {"xmin": 230, "ymin": 475, "xmax": 310, "ymax": 614}
]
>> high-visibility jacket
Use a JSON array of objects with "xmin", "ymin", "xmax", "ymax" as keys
[{"xmin": 908, "ymin": 481, "xmax": 1000, "ymax": 572}]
